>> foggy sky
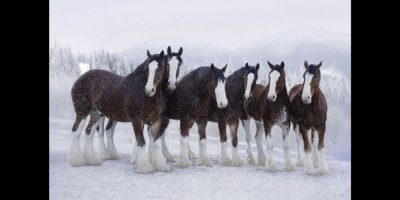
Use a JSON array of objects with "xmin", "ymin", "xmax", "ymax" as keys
[{"xmin": 50, "ymin": 0, "xmax": 350, "ymax": 54}]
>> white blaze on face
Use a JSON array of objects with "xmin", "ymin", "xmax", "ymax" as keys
[
  {"xmin": 215, "ymin": 79, "xmax": 228, "ymax": 108},
  {"xmin": 244, "ymin": 73, "xmax": 254, "ymax": 100},
  {"xmin": 267, "ymin": 70, "xmax": 280, "ymax": 102},
  {"xmin": 145, "ymin": 61, "xmax": 158, "ymax": 97},
  {"xmin": 168, "ymin": 57, "xmax": 179, "ymax": 90},
  {"xmin": 301, "ymin": 72, "xmax": 314, "ymax": 104}
]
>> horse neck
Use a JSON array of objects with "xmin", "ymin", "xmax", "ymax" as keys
[
  {"xmin": 311, "ymin": 86, "xmax": 321, "ymax": 105},
  {"xmin": 161, "ymin": 65, "xmax": 169, "ymax": 93},
  {"xmin": 278, "ymin": 86, "xmax": 290, "ymax": 105},
  {"xmin": 227, "ymin": 75, "xmax": 245, "ymax": 97},
  {"xmin": 265, "ymin": 82, "xmax": 290, "ymax": 106}
]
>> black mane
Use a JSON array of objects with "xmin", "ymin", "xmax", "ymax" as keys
[{"xmin": 181, "ymin": 66, "xmax": 225, "ymax": 83}]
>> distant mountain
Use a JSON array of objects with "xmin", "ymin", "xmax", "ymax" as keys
[
  {"xmin": 118, "ymin": 28, "xmax": 350, "ymax": 78},
  {"xmin": 119, "ymin": 36, "xmax": 228, "ymax": 63},
  {"xmin": 229, "ymin": 28, "xmax": 350, "ymax": 75}
]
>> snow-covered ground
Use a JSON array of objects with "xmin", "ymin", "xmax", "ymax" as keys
[{"xmin": 50, "ymin": 118, "xmax": 350, "ymax": 200}]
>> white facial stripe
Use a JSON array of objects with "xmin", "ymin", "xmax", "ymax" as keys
[
  {"xmin": 267, "ymin": 70, "xmax": 280, "ymax": 97},
  {"xmin": 301, "ymin": 72, "xmax": 314, "ymax": 102},
  {"xmin": 168, "ymin": 57, "xmax": 179, "ymax": 85},
  {"xmin": 215, "ymin": 79, "xmax": 228, "ymax": 108},
  {"xmin": 244, "ymin": 73, "xmax": 254, "ymax": 99},
  {"xmin": 145, "ymin": 61, "xmax": 158, "ymax": 93}
]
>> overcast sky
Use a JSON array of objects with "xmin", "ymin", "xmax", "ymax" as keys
[{"xmin": 50, "ymin": 0, "xmax": 350, "ymax": 54}]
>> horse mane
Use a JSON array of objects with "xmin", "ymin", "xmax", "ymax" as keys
[
  {"xmin": 227, "ymin": 67, "xmax": 246, "ymax": 81},
  {"xmin": 181, "ymin": 66, "xmax": 220, "ymax": 83},
  {"xmin": 226, "ymin": 67, "xmax": 246, "ymax": 89}
]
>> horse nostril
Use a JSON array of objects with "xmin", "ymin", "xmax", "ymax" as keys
[{"xmin": 151, "ymin": 88, "xmax": 155, "ymax": 92}]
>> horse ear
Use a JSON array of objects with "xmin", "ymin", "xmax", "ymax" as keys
[
  {"xmin": 245, "ymin": 63, "xmax": 249, "ymax": 70},
  {"xmin": 316, "ymin": 61, "xmax": 322, "ymax": 68},
  {"xmin": 281, "ymin": 61, "xmax": 285, "ymax": 69},
  {"xmin": 304, "ymin": 61, "xmax": 308, "ymax": 69},
  {"xmin": 222, "ymin": 64, "xmax": 227, "ymax": 73},
  {"xmin": 167, "ymin": 46, "xmax": 172, "ymax": 55},
  {"xmin": 255, "ymin": 63, "xmax": 260, "ymax": 71},
  {"xmin": 267, "ymin": 61, "xmax": 274, "ymax": 69},
  {"xmin": 178, "ymin": 47, "xmax": 183, "ymax": 56},
  {"xmin": 147, "ymin": 50, "xmax": 151, "ymax": 58},
  {"xmin": 210, "ymin": 63, "xmax": 215, "ymax": 70},
  {"xmin": 160, "ymin": 50, "xmax": 165, "ymax": 58}
]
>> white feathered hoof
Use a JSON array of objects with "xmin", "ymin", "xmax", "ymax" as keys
[
  {"xmin": 197, "ymin": 156, "xmax": 213, "ymax": 167},
  {"xmin": 163, "ymin": 151, "xmax": 176, "ymax": 162},
  {"xmin": 284, "ymin": 160, "xmax": 296, "ymax": 171},
  {"xmin": 108, "ymin": 151, "xmax": 121, "ymax": 160},
  {"xmin": 313, "ymin": 157, "xmax": 319, "ymax": 168},
  {"xmin": 151, "ymin": 145, "xmax": 172, "ymax": 172},
  {"xmin": 219, "ymin": 155, "xmax": 232, "ymax": 166},
  {"xmin": 98, "ymin": 151, "xmax": 111, "ymax": 161},
  {"xmin": 135, "ymin": 147, "xmax": 154, "ymax": 174},
  {"xmin": 153, "ymin": 160, "xmax": 172, "ymax": 172},
  {"xmin": 246, "ymin": 153, "xmax": 256, "ymax": 165},
  {"xmin": 231, "ymin": 156, "xmax": 244, "ymax": 166},
  {"xmin": 136, "ymin": 160, "xmax": 155, "ymax": 174},
  {"xmin": 68, "ymin": 150, "xmax": 85, "ymax": 166},
  {"xmin": 188, "ymin": 149, "xmax": 196, "ymax": 160},
  {"xmin": 83, "ymin": 152, "xmax": 102, "ymax": 166},
  {"xmin": 130, "ymin": 147, "xmax": 138, "ymax": 165},
  {"xmin": 265, "ymin": 160, "xmax": 277, "ymax": 172},
  {"xmin": 175, "ymin": 156, "xmax": 192, "ymax": 168},
  {"xmin": 231, "ymin": 147, "xmax": 243, "ymax": 166},
  {"xmin": 319, "ymin": 162, "xmax": 330, "ymax": 175},
  {"xmin": 304, "ymin": 167, "xmax": 316, "ymax": 175},
  {"xmin": 304, "ymin": 164, "xmax": 317, "ymax": 175},
  {"xmin": 258, "ymin": 155, "xmax": 267, "ymax": 166},
  {"xmin": 296, "ymin": 159, "xmax": 304, "ymax": 167}
]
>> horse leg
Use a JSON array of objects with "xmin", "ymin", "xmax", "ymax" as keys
[
  {"xmin": 316, "ymin": 124, "xmax": 329, "ymax": 174},
  {"xmin": 229, "ymin": 119, "xmax": 243, "ymax": 166},
  {"xmin": 68, "ymin": 114, "xmax": 87, "ymax": 166},
  {"xmin": 300, "ymin": 126, "xmax": 316, "ymax": 175},
  {"xmin": 148, "ymin": 118, "xmax": 172, "ymax": 172},
  {"xmin": 218, "ymin": 120, "xmax": 231, "ymax": 166},
  {"xmin": 147, "ymin": 126, "xmax": 155, "ymax": 161},
  {"xmin": 97, "ymin": 116, "xmax": 110, "ymax": 160},
  {"xmin": 175, "ymin": 117, "xmax": 194, "ymax": 168},
  {"xmin": 129, "ymin": 120, "xmax": 140, "ymax": 165},
  {"xmin": 83, "ymin": 111, "xmax": 102, "ymax": 165},
  {"xmin": 280, "ymin": 121, "xmax": 295, "ymax": 171},
  {"xmin": 132, "ymin": 118, "xmax": 154, "ymax": 173},
  {"xmin": 311, "ymin": 128, "xmax": 320, "ymax": 168},
  {"xmin": 159, "ymin": 117, "xmax": 175, "ymax": 162},
  {"xmin": 294, "ymin": 123, "xmax": 303, "ymax": 167},
  {"xmin": 105, "ymin": 120, "xmax": 120, "ymax": 160},
  {"xmin": 242, "ymin": 119, "xmax": 255, "ymax": 164},
  {"xmin": 255, "ymin": 122, "xmax": 266, "ymax": 165},
  {"xmin": 263, "ymin": 122, "xmax": 276, "ymax": 172},
  {"xmin": 197, "ymin": 119, "xmax": 213, "ymax": 167}
]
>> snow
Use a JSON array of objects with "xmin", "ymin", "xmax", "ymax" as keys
[
  {"xmin": 50, "ymin": 118, "xmax": 350, "ymax": 200},
  {"xmin": 79, "ymin": 63, "xmax": 90, "ymax": 74}
]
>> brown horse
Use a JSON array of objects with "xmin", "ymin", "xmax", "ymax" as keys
[
  {"xmin": 207, "ymin": 63, "xmax": 259, "ymax": 166},
  {"xmin": 244, "ymin": 61, "xmax": 295, "ymax": 171},
  {"xmin": 289, "ymin": 61, "xmax": 329, "ymax": 175},
  {"xmin": 95, "ymin": 46, "xmax": 183, "ymax": 164},
  {"xmin": 69, "ymin": 50, "xmax": 170, "ymax": 173},
  {"xmin": 160, "ymin": 63, "xmax": 228, "ymax": 168}
]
